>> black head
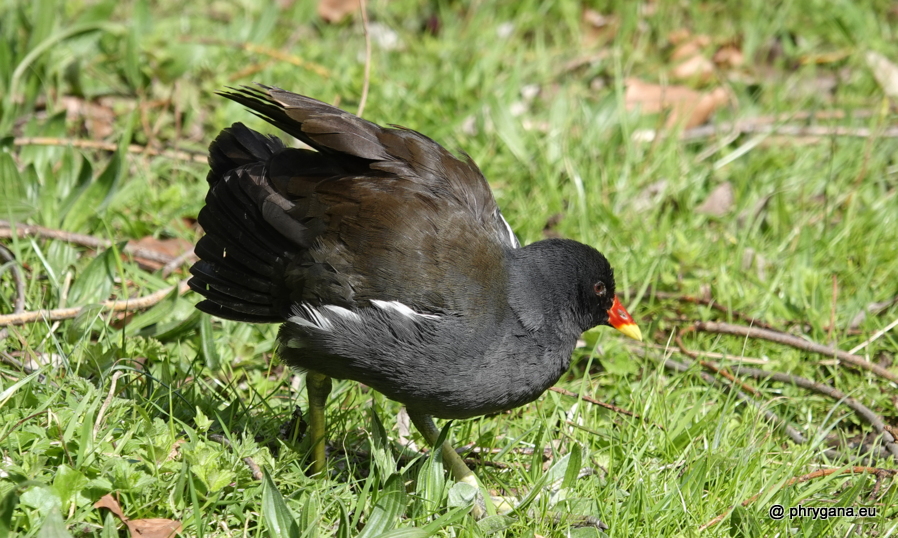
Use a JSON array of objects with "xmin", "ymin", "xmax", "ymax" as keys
[{"xmin": 508, "ymin": 238, "xmax": 641, "ymax": 339}]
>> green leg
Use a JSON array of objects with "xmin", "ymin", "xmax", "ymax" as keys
[
  {"xmin": 306, "ymin": 372, "xmax": 332, "ymax": 476},
  {"xmin": 407, "ymin": 411, "xmax": 516, "ymax": 518},
  {"xmin": 407, "ymin": 411, "xmax": 476, "ymax": 484}
]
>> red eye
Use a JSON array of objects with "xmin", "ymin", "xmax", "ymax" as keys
[{"xmin": 593, "ymin": 282, "xmax": 606, "ymax": 297}]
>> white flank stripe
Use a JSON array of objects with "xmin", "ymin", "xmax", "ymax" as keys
[
  {"xmin": 371, "ymin": 300, "xmax": 439, "ymax": 320},
  {"xmin": 323, "ymin": 304, "xmax": 363, "ymax": 323},
  {"xmin": 498, "ymin": 210, "xmax": 520, "ymax": 248},
  {"xmin": 289, "ymin": 304, "xmax": 334, "ymax": 331}
]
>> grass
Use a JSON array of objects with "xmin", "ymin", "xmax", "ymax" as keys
[{"xmin": 1, "ymin": 0, "xmax": 897, "ymax": 536}]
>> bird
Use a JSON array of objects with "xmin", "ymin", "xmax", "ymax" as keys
[{"xmin": 188, "ymin": 85, "xmax": 642, "ymax": 508}]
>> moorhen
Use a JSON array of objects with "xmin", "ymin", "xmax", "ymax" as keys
[{"xmin": 188, "ymin": 85, "xmax": 642, "ymax": 506}]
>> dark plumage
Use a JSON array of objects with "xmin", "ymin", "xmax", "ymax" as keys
[{"xmin": 189, "ymin": 84, "xmax": 640, "ymax": 436}]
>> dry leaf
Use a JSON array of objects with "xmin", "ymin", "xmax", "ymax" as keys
[
  {"xmin": 95, "ymin": 494, "xmax": 182, "ymax": 538},
  {"xmin": 670, "ymin": 35, "xmax": 710, "ymax": 61},
  {"xmin": 94, "ymin": 494, "xmax": 126, "ymax": 520},
  {"xmin": 62, "ymin": 96, "xmax": 115, "ymax": 139},
  {"xmin": 713, "ymin": 44, "xmax": 744, "ymax": 68},
  {"xmin": 624, "ymin": 78, "xmax": 699, "ymax": 114},
  {"xmin": 127, "ymin": 237, "xmax": 193, "ymax": 270},
  {"xmin": 318, "ymin": 0, "xmax": 359, "ymax": 23},
  {"xmin": 865, "ymin": 51, "xmax": 898, "ymax": 99},
  {"xmin": 125, "ymin": 519, "xmax": 182, "ymax": 538},
  {"xmin": 696, "ymin": 182, "xmax": 734, "ymax": 216},
  {"xmin": 624, "ymin": 79, "xmax": 728, "ymax": 129},
  {"xmin": 667, "ymin": 29, "xmax": 692, "ymax": 45},
  {"xmin": 681, "ymin": 87, "xmax": 728, "ymax": 128},
  {"xmin": 581, "ymin": 8, "xmax": 617, "ymax": 47},
  {"xmin": 672, "ymin": 55, "xmax": 714, "ymax": 82}
]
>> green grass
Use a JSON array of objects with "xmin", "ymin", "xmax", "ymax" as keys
[{"xmin": 1, "ymin": 0, "xmax": 897, "ymax": 536}]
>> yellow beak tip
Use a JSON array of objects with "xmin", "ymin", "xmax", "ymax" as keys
[{"xmin": 616, "ymin": 323, "xmax": 643, "ymax": 342}]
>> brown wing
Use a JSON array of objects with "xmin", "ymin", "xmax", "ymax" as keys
[{"xmin": 190, "ymin": 87, "xmax": 518, "ymax": 321}]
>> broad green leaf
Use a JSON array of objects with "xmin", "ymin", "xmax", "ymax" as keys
[
  {"xmin": 261, "ymin": 469, "xmax": 300, "ymax": 538},
  {"xmin": 0, "ymin": 488, "xmax": 19, "ymax": 538},
  {"xmin": 68, "ymin": 247, "xmax": 116, "ymax": 305},
  {"xmin": 62, "ymin": 152, "xmax": 121, "ymax": 232},
  {"xmin": 199, "ymin": 314, "xmax": 220, "ymax": 369},
  {"xmin": 50, "ymin": 465, "xmax": 88, "ymax": 511},
  {"xmin": 36, "ymin": 509, "xmax": 73, "ymax": 538},
  {"xmin": 357, "ymin": 475, "xmax": 406, "ymax": 538},
  {"xmin": 561, "ymin": 443, "xmax": 582, "ymax": 490}
]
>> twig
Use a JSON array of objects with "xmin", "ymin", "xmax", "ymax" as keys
[
  {"xmin": 1, "ymin": 221, "xmax": 177, "ymax": 265},
  {"xmin": 699, "ymin": 466, "xmax": 896, "ymax": 531},
  {"xmin": 730, "ymin": 366, "xmax": 898, "ymax": 461},
  {"xmin": 650, "ymin": 291, "xmax": 776, "ymax": 331},
  {"xmin": 160, "ymin": 248, "xmax": 197, "ymax": 278},
  {"xmin": 208, "ymin": 434, "xmax": 264, "ymax": 481},
  {"xmin": 675, "ymin": 333, "xmax": 762, "ymax": 397},
  {"xmin": 849, "ymin": 316, "xmax": 898, "ymax": 355},
  {"xmin": 692, "ymin": 321, "xmax": 898, "ymax": 385},
  {"xmin": 94, "ymin": 371, "xmax": 122, "ymax": 440},
  {"xmin": 0, "ymin": 245, "xmax": 26, "ymax": 341},
  {"xmin": 12, "ymin": 137, "xmax": 206, "ymax": 163},
  {"xmin": 0, "ymin": 280, "xmax": 189, "ymax": 327},
  {"xmin": 640, "ymin": 340, "xmax": 769, "ymax": 364},
  {"xmin": 682, "ymin": 113, "xmax": 894, "ymax": 142},
  {"xmin": 187, "ymin": 38, "xmax": 330, "ymax": 78},
  {"xmin": 658, "ymin": 353, "xmax": 811, "ymax": 447},
  {"xmin": 356, "ymin": 0, "xmax": 372, "ymax": 118},
  {"xmin": 549, "ymin": 386, "xmax": 637, "ymax": 417}
]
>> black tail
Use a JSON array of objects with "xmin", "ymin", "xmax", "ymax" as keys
[{"xmin": 188, "ymin": 123, "xmax": 295, "ymax": 323}]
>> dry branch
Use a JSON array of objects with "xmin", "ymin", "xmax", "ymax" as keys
[
  {"xmin": 730, "ymin": 366, "xmax": 898, "ymax": 460},
  {"xmin": 699, "ymin": 466, "xmax": 896, "ymax": 530},
  {"xmin": 652, "ymin": 291, "xmax": 776, "ymax": 330},
  {"xmin": 0, "ymin": 221, "xmax": 178, "ymax": 265},
  {"xmin": 0, "ymin": 280, "xmax": 189, "ymax": 327},
  {"xmin": 692, "ymin": 321, "xmax": 898, "ymax": 385},
  {"xmin": 549, "ymin": 386, "xmax": 637, "ymax": 417},
  {"xmin": 12, "ymin": 137, "xmax": 206, "ymax": 163},
  {"xmin": 0, "ymin": 244, "xmax": 26, "ymax": 341},
  {"xmin": 187, "ymin": 38, "xmax": 330, "ymax": 78}
]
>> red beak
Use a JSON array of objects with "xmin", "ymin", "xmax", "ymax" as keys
[{"xmin": 607, "ymin": 296, "xmax": 642, "ymax": 341}]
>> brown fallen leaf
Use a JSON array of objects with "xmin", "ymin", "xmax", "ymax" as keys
[
  {"xmin": 581, "ymin": 8, "xmax": 617, "ymax": 48},
  {"xmin": 667, "ymin": 28, "xmax": 692, "ymax": 45},
  {"xmin": 125, "ymin": 519, "xmax": 182, "ymax": 538},
  {"xmin": 61, "ymin": 96, "xmax": 115, "ymax": 139},
  {"xmin": 95, "ymin": 494, "xmax": 182, "ymax": 538},
  {"xmin": 696, "ymin": 181, "xmax": 734, "ymax": 216},
  {"xmin": 713, "ymin": 44, "xmax": 744, "ymax": 68},
  {"xmin": 318, "ymin": 0, "xmax": 359, "ymax": 23},
  {"xmin": 672, "ymin": 55, "xmax": 714, "ymax": 82},
  {"xmin": 683, "ymin": 87, "xmax": 728, "ymax": 128},
  {"xmin": 94, "ymin": 494, "xmax": 126, "ymax": 520},
  {"xmin": 127, "ymin": 237, "xmax": 193, "ymax": 270},
  {"xmin": 670, "ymin": 35, "xmax": 710, "ymax": 62},
  {"xmin": 624, "ymin": 78, "xmax": 698, "ymax": 114},
  {"xmin": 624, "ymin": 79, "xmax": 729, "ymax": 129}
]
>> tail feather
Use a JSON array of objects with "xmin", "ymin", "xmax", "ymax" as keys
[{"xmin": 188, "ymin": 123, "xmax": 295, "ymax": 323}]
